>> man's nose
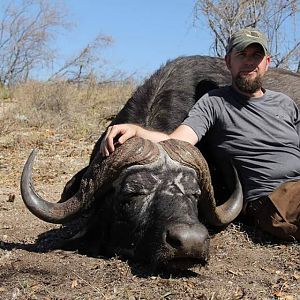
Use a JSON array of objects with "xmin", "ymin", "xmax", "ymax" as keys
[{"xmin": 243, "ymin": 56, "xmax": 257, "ymax": 68}]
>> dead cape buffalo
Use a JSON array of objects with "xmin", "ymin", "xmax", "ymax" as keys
[{"xmin": 21, "ymin": 55, "xmax": 300, "ymax": 269}]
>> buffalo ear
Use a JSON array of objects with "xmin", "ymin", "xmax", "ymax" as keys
[{"xmin": 59, "ymin": 167, "xmax": 89, "ymax": 203}]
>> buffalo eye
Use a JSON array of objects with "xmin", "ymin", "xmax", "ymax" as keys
[{"xmin": 120, "ymin": 188, "xmax": 148, "ymax": 205}]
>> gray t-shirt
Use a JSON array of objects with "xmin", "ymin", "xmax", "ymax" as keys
[{"xmin": 182, "ymin": 86, "xmax": 300, "ymax": 202}]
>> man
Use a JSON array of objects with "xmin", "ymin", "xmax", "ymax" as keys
[{"xmin": 100, "ymin": 28, "xmax": 300, "ymax": 241}]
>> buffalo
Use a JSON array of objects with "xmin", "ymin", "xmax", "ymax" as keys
[{"xmin": 20, "ymin": 55, "xmax": 300, "ymax": 269}]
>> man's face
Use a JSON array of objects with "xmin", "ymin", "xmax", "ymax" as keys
[{"xmin": 225, "ymin": 44, "xmax": 271, "ymax": 95}]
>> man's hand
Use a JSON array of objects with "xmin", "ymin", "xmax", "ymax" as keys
[
  {"xmin": 99, "ymin": 123, "xmax": 198, "ymax": 157},
  {"xmin": 100, "ymin": 124, "xmax": 140, "ymax": 157}
]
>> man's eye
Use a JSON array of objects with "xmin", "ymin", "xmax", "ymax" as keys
[{"xmin": 236, "ymin": 53, "xmax": 246, "ymax": 58}]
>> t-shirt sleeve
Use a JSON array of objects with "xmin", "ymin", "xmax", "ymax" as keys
[
  {"xmin": 182, "ymin": 93, "xmax": 219, "ymax": 142},
  {"xmin": 292, "ymin": 101, "xmax": 300, "ymax": 142}
]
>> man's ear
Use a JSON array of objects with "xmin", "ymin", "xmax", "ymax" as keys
[
  {"xmin": 225, "ymin": 54, "xmax": 231, "ymax": 69},
  {"xmin": 265, "ymin": 55, "xmax": 271, "ymax": 71}
]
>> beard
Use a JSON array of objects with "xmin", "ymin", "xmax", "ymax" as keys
[{"xmin": 234, "ymin": 73, "xmax": 263, "ymax": 95}]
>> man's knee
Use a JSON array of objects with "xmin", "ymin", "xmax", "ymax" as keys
[{"xmin": 246, "ymin": 196, "xmax": 300, "ymax": 241}]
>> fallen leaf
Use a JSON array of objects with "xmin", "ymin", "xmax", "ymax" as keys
[
  {"xmin": 273, "ymin": 290, "xmax": 284, "ymax": 297},
  {"xmin": 293, "ymin": 273, "xmax": 300, "ymax": 280},
  {"xmin": 284, "ymin": 296, "xmax": 295, "ymax": 300},
  {"xmin": 31, "ymin": 284, "xmax": 41, "ymax": 292},
  {"xmin": 7, "ymin": 193, "xmax": 15, "ymax": 202},
  {"xmin": 71, "ymin": 279, "xmax": 78, "ymax": 289}
]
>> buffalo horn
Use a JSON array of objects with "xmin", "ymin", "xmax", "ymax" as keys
[
  {"xmin": 20, "ymin": 137, "xmax": 159, "ymax": 224},
  {"xmin": 160, "ymin": 139, "xmax": 243, "ymax": 226}
]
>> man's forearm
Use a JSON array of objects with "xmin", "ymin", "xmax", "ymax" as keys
[
  {"xmin": 136, "ymin": 124, "xmax": 198, "ymax": 145},
  {"xmin": 136, "ymin": 126, "xmax": 170, "ymax": 143}
]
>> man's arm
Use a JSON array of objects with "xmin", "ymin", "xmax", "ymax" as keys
[
  {"xmin": 100, "ymin": 124, "xmax": 198, "ymax": 156},
  {"xmin": 169, "ymin": 124, "xmax": 199, "ymax": 144}
]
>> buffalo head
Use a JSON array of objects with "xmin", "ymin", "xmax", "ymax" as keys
[{"xmin": 21, "ymin": 137, "xmax": 243, "ymax": 269}]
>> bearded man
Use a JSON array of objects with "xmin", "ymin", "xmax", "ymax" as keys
[{"xmin": 101, "ymin": 29, "xmax": 300, "ymax": 241}]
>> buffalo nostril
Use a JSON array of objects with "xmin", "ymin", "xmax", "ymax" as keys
[
  {"xmin": 166, "ymin": 230, "xmax": 183, "ymax": 249},
  {"xmin": 165, "ymin": 224, "xmax": 209, "ymax": 253}
]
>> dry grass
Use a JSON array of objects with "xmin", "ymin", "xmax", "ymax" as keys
[{"xmin": 0, "ymin": 80, "xmax": 135, "ymax": 145}]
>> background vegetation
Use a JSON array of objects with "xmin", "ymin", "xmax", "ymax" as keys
[
  {"xmin": 0, "ymin": 0, "xmax": 299, "ymax": 90},
  {"xmin": 0, "ymin": 80, "xmax": 135, "ymax": 149},
  {"xmin": 0, "ymin": 0, "xmax": 298, "ymax": 141}
]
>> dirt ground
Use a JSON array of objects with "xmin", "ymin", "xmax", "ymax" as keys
[{"xmin": 0, "ymin": 107, "xmax": 300, "ymax": 300}]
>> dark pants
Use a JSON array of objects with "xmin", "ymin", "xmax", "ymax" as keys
[{"xmin": 246, "ymin": 181, "xmax": 300, "ymax": 241}]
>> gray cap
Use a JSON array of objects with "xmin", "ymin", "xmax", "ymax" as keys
[{"xmin": 226, "ymin": 28, "xmax": 268, "ymax": 55}]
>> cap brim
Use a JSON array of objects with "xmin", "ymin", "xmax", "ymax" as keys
[{"xmin": 232, "ymin": 41, "xmax": 267, "ymax": 55}]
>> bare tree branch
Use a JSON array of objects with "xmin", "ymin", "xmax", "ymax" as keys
[
  {"xmin": 0, "ymin": 0, "xmax": 70, "ymax": 85},
  {"xmin": 48, "ymin": 34, "xmax": 114, "ymax": 84},
  {"xmin": 194, "ymin": 0, "xmax": 300, "ymax": 71}
]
